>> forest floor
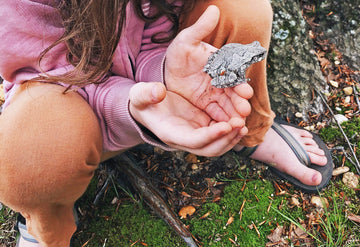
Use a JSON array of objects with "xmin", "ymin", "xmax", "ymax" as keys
[{"xmin": 1, "ymin": 1, "xmax": 360, "ymax": 246}]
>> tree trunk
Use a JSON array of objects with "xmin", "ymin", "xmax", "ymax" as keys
[{"xmin": 267, "ymin": 0, "xmax": 328, "ymax": 120}]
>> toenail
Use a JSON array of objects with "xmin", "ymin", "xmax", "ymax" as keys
[{"xmin": 312, "ymin": 173, "xmax": 321, "ymax": 184}]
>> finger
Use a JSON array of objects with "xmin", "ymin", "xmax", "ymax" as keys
[
  {"xmin": 162, "ymin": 121, "xmax": 234, "ymax": 149},
  {"xmin": 225, "ymin": 90, "xmax": 252, "ymax": 117},
  {"xmin": 129, "ymin": 82, "xmax": 166, "ymax": 108},
  {"xmin": 217, "ymin": 94, "xmax": 243, "ymax": 119},
  {"xmin": 230, "ymin": 83, "xmax": 254, "ymax": 100},
  {"xmin": 177, "ymin": 129, "xmax": 244, "ymax": 157},
  {"xmin": 204, "ymin": 102, "xmax": 230, "ymax": 122},
  {"xmin": 228, "ymin": 117, "xmax": 249, "ymax": 136},
  {"xmin": 228, "ymin": 117, "xmax": 246, "ymax": 129},
  {"xmin": 239, "ymin": 126, "xmax": 248, "ymax": 136},
  {"xmin": 183, "ymin": 5, "xmax": 220, "ymax": 44}
]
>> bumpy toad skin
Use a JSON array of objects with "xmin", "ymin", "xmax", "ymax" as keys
[{"xmin": 204, "ymin": 41, "xmax": 267, "ymax": 88}]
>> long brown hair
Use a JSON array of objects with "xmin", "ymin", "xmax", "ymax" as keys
[{"xmin": 37, "ymin": 0, "xmax": 196, "ymax": 88}]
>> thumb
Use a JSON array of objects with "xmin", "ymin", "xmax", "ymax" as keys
[
  {"xmin": 129, "ymin": 82, "xmax": 166, "ymax": 108},
  {"xmin": 184, "ymin": 5, "xmax": 220, "ymax": 44}
]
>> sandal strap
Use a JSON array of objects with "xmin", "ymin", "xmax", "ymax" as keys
[
  {"xmin": 236, "ymin": 145, "xmax": 258, "ymax": 157},
  {"xmin": 271, "ymin": 121, "xmax": 311, "ymax": 166}
]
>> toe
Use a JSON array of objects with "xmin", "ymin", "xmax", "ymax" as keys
[
  {"xmin": 303, "ymin": 145, "xmax": 325, "ymax": 156},
  {"xmin": 308, "ymin": 152, "xmax": 328, "ymax": 166},
  {"xmin": 281, "ymin": 164, "xmax": 323, "ymax": 186}
]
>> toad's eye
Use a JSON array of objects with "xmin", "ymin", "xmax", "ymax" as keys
[{"xmin": 220, "ymin": 70, "xmax": 225, "ymax": 76}]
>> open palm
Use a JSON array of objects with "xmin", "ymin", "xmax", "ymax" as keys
[
  {"xmin": 128, "ymin": 82, "xmax": 246, "ymax": 156},
  {"xmin": 165, "ymin": 5, "xmax": 253, "ymax": 122}
]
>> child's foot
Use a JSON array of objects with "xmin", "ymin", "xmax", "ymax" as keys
[{"xmin": 235, "ymin": 121, "xmax": 332, "ymax": 191}]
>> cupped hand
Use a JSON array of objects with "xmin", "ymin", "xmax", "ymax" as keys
[
  {"xmin": 164, "ymin": 5, "xmax": 254, "ymax": 122},
  {"xmin": 129, "ymin": 82, "xmax": 248, "ymax": 156}
]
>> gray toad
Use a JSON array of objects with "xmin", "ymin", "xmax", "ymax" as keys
[{"xmin": 204, "ymin": 41, "xmax": 267, "ymax": 88}]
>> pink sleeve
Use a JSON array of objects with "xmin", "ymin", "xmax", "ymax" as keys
[
  {"xmin": 135, "ymin": 15, "xmax": 173, "ymax": 83},
  {"xmin": 0, "ymin": 0, "xmax": 67, "ymax": 83},
  {"xmin": 80, "ymin": 76, "xmax": 174, "ymax": 152}
]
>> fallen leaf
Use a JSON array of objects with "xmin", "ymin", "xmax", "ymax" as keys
[
  {"xmin": 347, "ymin": 213, "xmax": 360, "ymax": 223},
  {"xmin": 185, "ymin": 153, "xmax": 198, "ymax": 163},
  {"xmin": 267, "ymin": 226, "xmax": 283, "ymax": 242},
  {"xmin": 225, "ymin": 216, "xmax": 234, "ymax": 226},
  {"xmin": 178, "ymin": 206, "xmax": 196, "ymax": 219},
  {"xmin": 181, "ymin": 191, "xmax": 192, "ymax": 198},
  {"xmin": 199, "ymin": 211, "xmax": 211, "ymax": 219},
  {"xmin": 294, "ymin": 224, "xmax": 308, "ymax": 237}
]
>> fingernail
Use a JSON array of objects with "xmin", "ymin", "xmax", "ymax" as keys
[{"xmin": 152, "ymin": 85, "xmax": 161, "ymax": 101}]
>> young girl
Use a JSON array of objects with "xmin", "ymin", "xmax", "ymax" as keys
[{"xmin": 0, "ymin": 0, "xmax": 331, "ymax": 246}]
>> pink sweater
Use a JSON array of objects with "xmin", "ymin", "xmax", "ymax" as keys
[{"xmin": 0, "ymin": 0, "xmax": 174, "ymax": 152}]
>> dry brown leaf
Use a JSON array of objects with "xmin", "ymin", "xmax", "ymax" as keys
[
  {"xmin": 294, "ymin": 224, "xmax": 308, "ymax": 237},
  {"xmin": 178, "ymin": 206, "xmax": 196, "ymax": 219},
  {"xmin": 181, "ymin": 191, "xmax": 192, "ymax": 198},
  {"xmin": 347, "ymin": 213, "xmax": 360, "ymax": 223},
  {"xmin": 185, "ymin": 153, "xmax": 198, "ymax": 163},
  {"xmin": 267, "ymin": 225, "xmax": 283, "ymax": 242},
  {"xmin": 225, "ymin": 216, "xmax": 234, "ymax": 226},
  {"xmin": 199, "ymin": 211, "xmax": 211, "ymax": 220}
]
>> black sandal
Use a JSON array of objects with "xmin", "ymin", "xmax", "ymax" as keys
[{"xmin": 237, "ymin": 119, "xmax": 333, "ymax": 193}]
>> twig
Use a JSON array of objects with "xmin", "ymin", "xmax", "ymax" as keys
[
  {"xmin": 93, "ymin": 168, "xmax": 116, "ymax": 205},
  {"xmin": 332, "ymin": 146, "xmax": 359, "ymax": 169},
  {"xmin": 316, "ymin": 88, "xmax": 360, "ymax": 174},
  {"xmin": 352, "ymin": 85, "xmax": 360, "ymax": 113}
]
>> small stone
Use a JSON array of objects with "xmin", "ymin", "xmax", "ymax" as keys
[
  {"xmin": 332, "ymin": 166, "xmax": 350, "ymax": 176},
  {"xmin": 304, "ymin": 125, "xmax": 315, "ymax": 131},
  {"xmin": 342, "ymin": 172, "xmax": 359, "ymax": 189},
  {"xmin": 343, "ymin": 87, "xmax": 353, "ymax": 95},
  {"xmin": 344, "ymin": 96, "xmax": 351, "ymax": 104},
  {"xmin": 295, "ymin": 112, "xmax": 303, "ymax": 118},
  {"xmin": 333, "ymin": 114, "xmax": 348, "ymax": 124},
  {"xmin": 111, "ymin": 197, "xmax": 119, "ymax": 204},
  {"xmin": 329, "ymin": 80, "xmax": 339, "ymax": 88},
  {"xmin": 191, "ymin": 164, "xmax": 199, "ymax": 170},
  {"xmin": 310, "ymin": 196, "xmax": 328, "ymax": 208},
  {"xmin": 290, "ymin": 196, "xmax": 300, "ymax": 207}
]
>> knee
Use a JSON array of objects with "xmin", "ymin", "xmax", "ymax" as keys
[
  {"xmin": 183, "ymin": 0, "xmax": 273, "ymax": 47},
  {"xmin": 214, "ymin": 0, "xmax": 273, "ymax": 42},
  {"xmin": 215, "ymin": 0, "xmax": 273, "ymax": 26},
  {"xmin": 0, "ymin": 82, "xmax": 102, "ymax": 211}
]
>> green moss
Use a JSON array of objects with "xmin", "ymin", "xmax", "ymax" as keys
[
  {"xmin": 319, "ymin": 126, "xmax": 342, "ymax": 143},
  {"xmin": 76, "ymin": 204, "xmax": 185, "ymax": 247},
  {"xmin": 188, "ymin": 180, "xmax": 290, "ymax": 246},
  {"xmin": 320, "ymin": 117, "xmax": 360, "ymax": 172},
  {"xmin": 72, "ymin": 177, "xmax": 185, "ymax": 247},
  {"xmin": 323, "ymin": 181, "xmax": 359, "ymax": 215}
]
